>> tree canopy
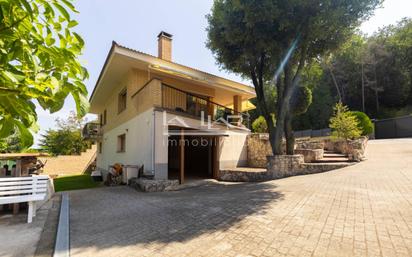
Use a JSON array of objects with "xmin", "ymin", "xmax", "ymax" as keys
[
  {"xmin": 39, "ymin": 111, "xmax": 91, "ymax": 155},
  {"xmin": 207, "ymin": 0, "xmax": 381, "ymax": 155},
  {"xmin": 329, "ymin": 103, "xmax": 361, "ymax": 140},
  {"xmin": 294, "ymin": 18, "xmax": 412, "ymax": 131},
  {"xmin": 0, "ymin": 133, "xmax": 22, "ymax": 153},
  {"xmin": 0, "ymin": 0, "xmax": 88, "ymax": 148}
]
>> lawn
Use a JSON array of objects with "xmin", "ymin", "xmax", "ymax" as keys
[{"xmin": 53, "ymin": 174, "xmax": 101, "ymax": 192}]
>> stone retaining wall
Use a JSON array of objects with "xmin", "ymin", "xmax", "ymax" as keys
[
  {"xmin": 295, "ymin": 141, "xmax": 324, "ymax": 150},
  {"xmin": 323, "ymin": 137, "xmax": 368, "ymax": 162},
  {"xmin": 266, "ymin": 155, "xmax": 354, "ymax": 180},
  {"xmin": 246, "ymin": 134, "xmax": 273, "ymax": 168},
  {"xmin": 247, "ymin": 134, "xmax": 368, "ymax": 165},
  {"xmin": 266, "ymin": 155, "xmax": 305, "ymax": 179},
  {"xmin": 302, "ymin": 163, "xmax": 354, "ymax": 174},
  {"xmin": 218, "ymin": 168, "xmax": 268, "ymax": 182},
  {"xmin": 217, "ymin": 158, "xmax": 353, "ymax": 182},
  {"xmin": 129, "ymin": 178, "xmax": 179, "ymax": 192},
  {"xmin": 294, "ymin": 149, "xmax": 324, "ymax": 163}
]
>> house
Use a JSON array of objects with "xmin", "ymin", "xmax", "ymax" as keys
[{"xmin": 84, "ymin": 31, "xmax": 256, "ymax": 183}]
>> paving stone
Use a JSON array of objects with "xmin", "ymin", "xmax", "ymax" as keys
[{"xmin": 69, "ymin": 139, "xmax": 412, "ymax": 257}]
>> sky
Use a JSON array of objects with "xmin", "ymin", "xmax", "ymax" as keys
[{"xmin": 33, "ymin": 0, "xmax": 412, "ymax": 146}]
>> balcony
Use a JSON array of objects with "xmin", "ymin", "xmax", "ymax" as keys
[
  {"xmin": 82, "ymin": 122, "xmax": 102, "ymax": 140},
  {"xmin": 160, "ymin": 84, "xmax": 250, "ymax": 128},
  {"xmin": 131, "ymin": 79, "xmax": 251, "ymax": 128}
]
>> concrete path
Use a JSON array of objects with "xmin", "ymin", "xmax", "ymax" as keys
[
  {"xmin": 69, "ymin": 139, "xmax": 412, "ymax": 257},
  {"xmin": 0, "ymin": 197, "xmax": 57, "ymax": 257}
]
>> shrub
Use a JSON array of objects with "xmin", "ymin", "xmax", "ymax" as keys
[
  {"xmin": 329, "ymin": 103, "xmax": 361, "ymax": 140},
  {"xmin": 252, "ymin": 116, "xmax": 268, "ymax": 133},
  {"xmin": 351, "ymin": 111, "xmax": 374, "ymax": 136},
  {"xmin": 291, "ymin": 86, "xmax": 313, "ymax": 115}
]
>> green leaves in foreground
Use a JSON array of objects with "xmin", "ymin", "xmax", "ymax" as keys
[{"xmin": 0, "ymin": 0, "xmax": 89, "ymax": 148}]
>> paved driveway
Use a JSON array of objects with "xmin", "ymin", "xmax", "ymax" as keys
[{"xmin": 70, "ymin": 139, "xmax": 412, "ymax": 257}]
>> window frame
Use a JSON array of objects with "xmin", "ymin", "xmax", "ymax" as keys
[{"xmin": 117, "ymin": 134, "xmax": 126, "ymax": 153}]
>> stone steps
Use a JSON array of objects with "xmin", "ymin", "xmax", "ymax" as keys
[
  {"xmin": 314, "ymin": 152, "xmax": 350, "ymax": 163},
  {"xmin": 314, "ymin": 158, "xmax": 350, "ymax": 163},
  {"xmin": 323, "ymin": 152, "xmax": 347, "ymax": 157}
]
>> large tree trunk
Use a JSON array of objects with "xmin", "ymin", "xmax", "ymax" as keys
[
  {"xmin": 250, "ymin": 45, "xmax": 306, "ymax": 156},
  {"xmin": 266, "ymin": 85, "xmax": 284, "ymax": 155},
  {"xmin": 271, "ymin": 114, "xmax": 284, "ymax": 154},
  {"xmin": 270, "ymin": 68, "xmax": 288, "ymax": 155},
  {"xmin": 284, "ymin": 113, "xmax": 295, "ymax": 155},
  {"xmin": 251, "ymin": 63, "xmax": 285, "ymax": 156}
]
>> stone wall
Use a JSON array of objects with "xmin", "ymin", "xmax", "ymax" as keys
[
  {"xmin": 347, "ymin": 137, "xmax": 368, "ymax": 162},
  {"xmin": 266, "ymin": 155, "xmax": 353, "ymax": 180},
  {"xmin": 218, "ymin": 168, "xmax": 268, "ymax": 182},
  {"xmin": 295, "ymin": 141, "xmax": 324, "ymax": 150},
  {"xmin": 266, "ymin": 155, "xmax": 305, "ymax": 179},
  {"xmin": 294, "ymin": 149, "xmax": 324, "ymax": 163},
  {"xmin": 247, "ymin": 133, "xmax": 275, "ymax": 168},
  {"xmin": 246, "ymin": 134, "xmax": 325, "ymax": 167},
  {"xmin": 129, "ymin": 178, "xmax": 179, "ymax": 192},
  {"xmin": 322, "ymin": 137, "xmax": 368, "ymax": 162}
]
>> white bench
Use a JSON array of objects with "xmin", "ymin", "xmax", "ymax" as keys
[{"xmin": 0, "ymin": 175, "xmax": 49, "ymax": 223}]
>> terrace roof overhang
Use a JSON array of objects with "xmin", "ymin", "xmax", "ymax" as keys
[{"xmin": 89, "ymin": 42, "xmax": 256, "ymax": 113}]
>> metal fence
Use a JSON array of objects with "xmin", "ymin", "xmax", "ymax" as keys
[
  {"xmin": 294, "ymin": 128, "xmax": 331, "ymax": 138},
  {"xmin": 374, "ymin": 115, "xmax": 412, "ymax": 139}
]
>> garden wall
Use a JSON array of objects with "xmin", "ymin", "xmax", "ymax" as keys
[
  {"xmin": 40, "ymin": 145, "xmax": 96, "ymax": 176},
  {"xmin": 246, "ymin": 133, "xmax": 273, "ymax": 168}
]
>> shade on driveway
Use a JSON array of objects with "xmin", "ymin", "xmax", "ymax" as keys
[{"xmin": 69, "ymin": 139, "xmax": 412, "ymax": 257}]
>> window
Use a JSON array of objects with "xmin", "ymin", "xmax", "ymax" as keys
[
  {"xmin": 118, "ymin": 88, "xmax": 127, "ymax": 113},
  {"xmin": 117, "ymin": 134, "xmax": 126, "ymax": 153},
  {"xmin": 98, "ymin": 142, "xmax": 102, "ymax": 153}
]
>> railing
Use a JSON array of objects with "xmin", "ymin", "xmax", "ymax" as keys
[
  {"xmin": 82, "ymin": 122, "xmax": 102, "ymax": 140},
  {"xmin": 161, "ymin": 84, "xmax": 250, "ymax": 128}
]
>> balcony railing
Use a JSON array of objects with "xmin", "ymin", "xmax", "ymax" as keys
[
  {"xmin": 82, "ymin": 122, "xmax": 102, "ymax": 140},
  {"xmin": 161, "ymin": 84, "xmax": 250, "ymax": 128}
]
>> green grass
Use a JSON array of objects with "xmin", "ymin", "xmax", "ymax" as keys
[{"xmin": 53, "ymin": 174, "xmax": 101, "ymax": 192}]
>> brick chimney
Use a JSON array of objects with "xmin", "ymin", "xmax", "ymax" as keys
[{"xmin": 157, "ymin": 31, "xmax": 173, "ymax": 61}]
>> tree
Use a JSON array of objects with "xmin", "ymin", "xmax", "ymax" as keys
[
  {"xmin": 286, "ymin": 85, "xmax": 312, "ymax": 151},
  {"xmin": 293, "ymin": 62, "xmax": 336, "ymax": 130},
  {"xmin": 39, "ymin": 111, "xmax": 91, "ymax": 155},
  {"xmin": 0, "ymin": 133, "xmax": 22, "ymax": 153},
  {"xmin": 252, "ymin": 116, "xmax": 268, "ymax": 133},
  {"xmin": 351, "ymin": 111, "xmax": 374, "ymax": 136},
  {"xmin": 327, "ymin": 19, "xmax": 412, "ymax": 119},
  {"xmin": 329, "ymin": 103, "xmax": 361, "ymax": 140},
  {"xmin": 207, "ymin": 0, "xmax": 381, "ymax": 155},
  {"xmin": 0, "ymin": 0, "xmax": 89, "ymax": 148}
]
